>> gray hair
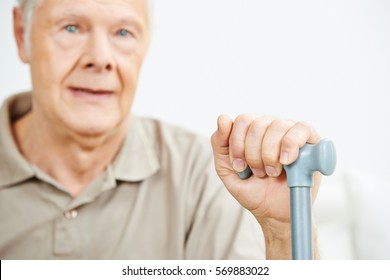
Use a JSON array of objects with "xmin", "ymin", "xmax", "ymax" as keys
[
  {"xmin": 16, "ymin": 0, "xmax": 153, "ymax": 58},
  {"xmin": 17, "ymin": 0, "xmax": 40, "ymax": 58}
]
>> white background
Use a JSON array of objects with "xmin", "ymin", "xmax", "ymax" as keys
[
  {"xmin": 1, "ymin": 0, "xmax": 390, "ymax": 259},
  {"xmin": 1, "ymin": 0, "xmax": 389, "ymax": 175}
]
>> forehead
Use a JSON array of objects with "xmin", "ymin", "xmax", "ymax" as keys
[{"xmin": 35, "ymin": 0, "xmax": 150, "ymax": 23}]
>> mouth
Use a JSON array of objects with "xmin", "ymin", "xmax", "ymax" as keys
[{"xmin": 69, "ymin": 86, "xmax": 115, "ymax": 96}]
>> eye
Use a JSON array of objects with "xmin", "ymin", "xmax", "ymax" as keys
[
  {"xmin": 64, "ymin": 25, "xmax": 78, "ymax": 33},
  {"xmin": 117, "ymin": 28, "xmax": 132, "ymax": 37}
]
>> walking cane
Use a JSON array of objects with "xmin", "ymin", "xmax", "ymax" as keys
[{"xmin": 239, "ymin": 139, "xmax": 336, "ymax": 260}]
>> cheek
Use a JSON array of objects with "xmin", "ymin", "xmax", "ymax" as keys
[
  {"xmin": 50, "ymin": 34, "xmax": 86, "ymax": 79},
  {"xmin": 115, "ymin": 60, "xmax": 139, "ymax": 115},
  {"xmin": 31, "ymin": 41, "xmax": 82, "ymax": 89},
  {"xmin": 120, "ymin": 63, "xmax": 138, "ymax": 88},
  {"xmin": 117, "ymin": 47, "xmax": 147, "ymax": 89}
]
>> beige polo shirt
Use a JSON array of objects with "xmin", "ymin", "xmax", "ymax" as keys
[{"xmin": 0, "ymin": 93, "xmax": 264, "ymax": 260}]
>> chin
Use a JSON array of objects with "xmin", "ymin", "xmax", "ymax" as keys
[
  {"xmin": 75, "ymin": 125, "xmax": 114, "ymax": 137},
  {"xmin": 66, "ymin": 116, "xmax": 123, "ymax": 139},
  {"xmin": 58, "ymin": 105, "xmax": 130, "ymax": 139}
]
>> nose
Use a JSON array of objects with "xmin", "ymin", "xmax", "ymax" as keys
[{"xmin": 80, "ymin": 32, "xmax": 116, "ymax": 72}]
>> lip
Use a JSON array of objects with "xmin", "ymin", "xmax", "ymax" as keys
[{"xmin": 68, "ymin": 86, "xmax": 115, "ymax": 100}]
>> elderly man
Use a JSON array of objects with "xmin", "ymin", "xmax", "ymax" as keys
[{"xmin": 0, "ymin": 0, "xmax": 321, "ymax": 259}]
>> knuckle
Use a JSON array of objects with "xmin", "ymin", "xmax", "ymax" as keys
[
  {"xmin": 294, "ymin": 121, "xmax": 316, "ymax": 136},
  {"xmin": 253, "ymin": 116, "xmax": 273, "ymax": 127},
  {"xmin": 210, "ymin": 132, "xmax": 220, "ymax": 149},
  {"xmin": 247, "ymin": 118, "xmax": 266, "ymax": 138},
  {"xmin": 269, "ymin": 118, "xmax": 293, "ymax": 130},
  {"xmin": 246, "ymin": 157, "xmax": 263, "ymax": 169},
  {"xmin": 261, "ymin": 150, "xmax": 278, "ymax": 166},
  {"xmin": 245, "ymin": 150, "xmax": 262, "ymax": 165},
  {"xmin": 229, "ymin": 140, "xmax": 245, "ymax": 155},
  {"xmin": 295, "ymin": 120, "xmax": 311, "ymax": 129},
  {"xmin": 281, "ymin": 133, "xmax": 296, "ymax": 150},
  {"xmin": 234, "ymin": 114, "xmax": 253, "ymax": 126}
]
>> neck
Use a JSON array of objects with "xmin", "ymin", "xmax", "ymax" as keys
[{"xmin": 13, "ymin": 111, "xmax": 129, "ymax": 197}]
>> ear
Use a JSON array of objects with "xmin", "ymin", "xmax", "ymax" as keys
[{"xmin": 13, "ymin": 7, "xmax": 29, "ymax": 63}]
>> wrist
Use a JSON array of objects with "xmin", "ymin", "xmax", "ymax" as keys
[
  {"xmin": 258, "ymin": 217, "xmax": 292, "ymax": 260},
  {"xmin": 257, "ymin": 216, "xmax": 320, "ymax": 260}
]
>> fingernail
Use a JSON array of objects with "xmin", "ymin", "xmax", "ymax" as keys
[
  {"xmin": 265, "ymin": 166, "xmax": 277, "ymax": 177},
  {"xmin": 252, "ymin": 168, "xmax": 266, "ymax": 178},
  {"xmin": 280, "ymin": 152, "xmax": 289, "ymax": 165},
  {"xmin": 232, "ymin": 158, "xmax": 246, "ymax": 172}
]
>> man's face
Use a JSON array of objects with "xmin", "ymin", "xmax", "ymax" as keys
[{"xmin": 18, "ymin": 0, "xmax": 150, "ymax": 137}]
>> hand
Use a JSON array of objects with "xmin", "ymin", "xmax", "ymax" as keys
[{"xmin": 211, "ymin": 114, "xmax": 321, "ymax": 241}]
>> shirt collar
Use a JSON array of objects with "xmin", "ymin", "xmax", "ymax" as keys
[
  {"xmin": 0, "ymin": 92, "xmax": 160, "ymax": 189},
  {"xmin": 0, "ymin": 93, "xmax": 35, "ymax": 188},
  {"xmin": 111, "ymin": 115, "xmax": 160, "ymax": 182}
]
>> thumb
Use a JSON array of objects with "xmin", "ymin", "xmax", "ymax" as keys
[{"xmin": 211, "ymin": 114, "xmax": 233, "ymax": 157}]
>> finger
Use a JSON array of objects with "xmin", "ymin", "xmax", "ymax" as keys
[
  {"xmin": 229, "ymin": 114, "xmax": 255, "ymax": 172},
  {"xmin": 244, "ymin": 116, "xmax": 274, "ymax": 178},
  {"xmin": 279, "ymin": 121, "xmax": 321, "ymax": 165},
  {"xmin": 211, "ymin": 114, "xmax": 233, "ymax": 157},
  {"xmin": 261, "ymin": 119, "xmax": 294, "ymax": 177}
]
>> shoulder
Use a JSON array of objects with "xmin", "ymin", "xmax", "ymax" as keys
[
  {"xmin": 136, "ymin": 116, "xmax": 213, "ymax": 166},
  {"xmin": 134, "ymin": 115, "xmax": 221, "ymax": 199}
]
